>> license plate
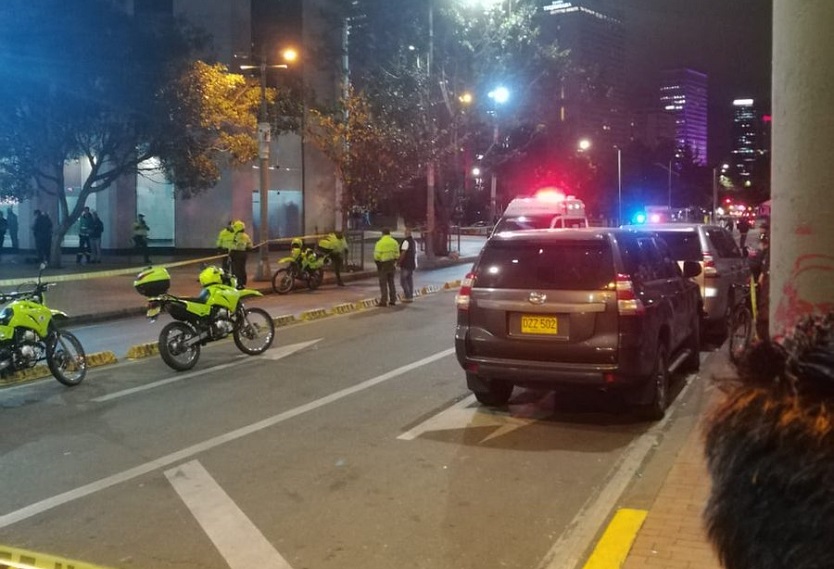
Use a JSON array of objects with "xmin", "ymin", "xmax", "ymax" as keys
[
  {"xmin": 146, "ymin": 305, "xmax": 161, "ymax": 318},
  {"xmin": 520, "ymin": 315, "xmax": 558, "ymax": 335}
]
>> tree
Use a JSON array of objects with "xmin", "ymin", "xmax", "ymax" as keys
[
  {"xmin": 304, "ymin": 86, "xmax": 416, "ymax": 226},
  {"xmin": 0, "ymin": 0, "xmax": 265, "ymax": 265}
]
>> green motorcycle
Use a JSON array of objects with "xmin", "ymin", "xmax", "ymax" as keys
[
  {"xmin": 0, "ymin": 263, "xmax": 87, "ymax": 386},
  {"xmin": 134, "ymin": 265, "xmax": 275, "ymax": 371}
]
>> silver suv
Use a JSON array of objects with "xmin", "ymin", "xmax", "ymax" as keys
[
  {"xmin": 454, "ymin": 228, "xmax": 702, "ymax": 419},
  {"xmin": 621, "ymin": 223, "xmax": 750, "ymax": 332}
]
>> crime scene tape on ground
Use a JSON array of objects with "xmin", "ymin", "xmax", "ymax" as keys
[{"xmin": 0, "ymin": 544, "xmax": 117, "ymax": 569}]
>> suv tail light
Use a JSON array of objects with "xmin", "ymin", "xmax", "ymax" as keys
[
  {"xmin": 703, "ymin": 252, "xmax": 719, "ymax": 277},
  {"xmin": 616, "ymin": 273, "xmax": 646, "ymax": 316},
  {"xmin": 456, "ymin": 273, "xmax": 475, "ymax": 311}
]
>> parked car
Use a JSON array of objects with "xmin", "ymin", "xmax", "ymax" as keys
[
  {"xmin": 454, "ymin": 228, "xmax": 702, "ymax": 419},
  {"xmin": 620, "ymin": 222, "xmax": 750, "ymax": 333}
]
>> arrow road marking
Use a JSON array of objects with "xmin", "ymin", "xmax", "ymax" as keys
[
  {"xmin": 93, "ymin": 340, "xmax": 322, "ymax": 402},
  {"xmin": 166, "ymin": 460, "xmax": 293, "ymax": 569},
  {"xmin": 398, "ymin": 393, "xmax": 551, "ymax": 443}
]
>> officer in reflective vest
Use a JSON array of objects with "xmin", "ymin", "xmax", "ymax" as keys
[
  {"xmin": 373, "ymin": 228, "xmax": 400, "ymax": 307},
  {"xmin": 318, "ymin": 230, "xmax": 349, "ymax": 286}
]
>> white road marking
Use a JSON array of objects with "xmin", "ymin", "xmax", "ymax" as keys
[
  {"xmin": 0, "ymin": 347, "xmax": 455, "ymax": 529},
  {"xmin": 398, "ymin": 394, "xmax": 550, "ymax": 443},
  {"xmin": 93, "ymin": 340, "xmax": 321, "ymax": 402},
  {"xmin": 535, "ymin": 374, "xmax": 698, "ymax": 569},
  {"xmin": 165, "ymin": 460, "xmax": 293, "ymax": 569}
]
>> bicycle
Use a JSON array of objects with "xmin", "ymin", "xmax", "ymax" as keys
[{"xmin": 727, "ymin": 275, "xmax": 759, "ymax": 364}]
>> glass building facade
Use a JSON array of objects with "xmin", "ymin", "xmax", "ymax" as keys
[{"xmin": 659, "ymin": 68, "xmax": 708, "ymax": 165}]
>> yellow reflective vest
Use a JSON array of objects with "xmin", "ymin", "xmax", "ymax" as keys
[{"xmin": 374, "ymin": 234, "xmax": 400, "ymax": 262}]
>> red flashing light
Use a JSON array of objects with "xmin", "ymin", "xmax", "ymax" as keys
[{"xmin": 534, "ymin": 187, "xmax": 566, "ymax": 202}]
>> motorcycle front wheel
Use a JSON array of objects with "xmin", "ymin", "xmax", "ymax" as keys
[
  {"xmin": 159, "ymin": 321, "xmax": 201, "ymax": 371},
  {"xmin": 233, "ymin": 308, "xmax": 275, "ymax": 355},
  {"xmin": 47, "ymin": 330, "xmax": 87, "ymax": 386},
  {"xmin": 272, "ymin": 268, "xmax": 295, "ymax": 295}
]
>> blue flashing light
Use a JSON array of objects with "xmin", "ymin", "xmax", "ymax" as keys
[{"xmin": 633, "ymin": 212, "xmax": 647, "ymax": 224}]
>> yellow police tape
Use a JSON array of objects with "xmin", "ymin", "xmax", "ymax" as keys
[{"xmin": 0, "ymin": 544, "xmax": 116, "ymax": 569}]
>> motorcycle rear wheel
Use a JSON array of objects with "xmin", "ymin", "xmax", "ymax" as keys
[
  {"xmin": 47, "ymin": 330, "xmax": 87, "ymax": 386},
  {"xmin": 159, "ymin": 321, "xmax": 201, "ymax": 371},
  {"xmin": 272, "ymin": 268, "xmax": 295, "ymax": 295},
  {"xmin": 233, "ymin": 307, "xmax": 275, "ymax": 355}
]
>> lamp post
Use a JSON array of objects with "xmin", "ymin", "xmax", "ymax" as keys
[
  {"xmin": 616, "ymin": 146, "xmax": 622, "ymax": 226},
  {"xmin": 240, "ymin": 48, "xmax": 296, "ymax": 281}
]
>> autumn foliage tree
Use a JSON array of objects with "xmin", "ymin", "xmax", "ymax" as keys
[{"xmin": 0, "ymin": 0, "xmax": 267, "ymax": 265}]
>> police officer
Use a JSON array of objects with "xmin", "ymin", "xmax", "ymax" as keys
[
  {"xmin": 318, "ymin": 230, "xmax": 349, "ymax": 286},
  {"xmin": 216, "ymin": 220, "xmax": 235, "ymax": 273},
  {"xmin": 373, "ymin": 228, "xmax": 400, "ymax": 306},
  {"xmin": 229, "ymin": 220, "xmax": 252, "ymax": 288}
]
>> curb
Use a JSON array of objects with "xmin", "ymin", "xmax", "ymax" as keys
[{"xmin": 0, "ymin": 350, "xmax": 119, "ymax": 387}]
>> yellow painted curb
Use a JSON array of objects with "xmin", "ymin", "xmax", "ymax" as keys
[
  {"xmin": 273, "ymin": 314, "xmax": 297, "ymax": 327},
  {"xmin": 0, "ymin": 544, "xmax": 116, "ymax": 569},
  {"xmin": 331, "ymin": 302, "xmax": 357, "ymax": 315},
  {"xmin": 126, "ymin": 342, "xmax": 159, "ymax": 360},
  {"xmin": 356, "ymin": 298, "xmax": 379, "ymax": 309},
  {"xmin": 581, "ymin": 508, "xmax": 648, "ymax": 569},
  {"xmin": 0, "ymin": 364, "xmax": 51, "ymax": 385},
  {"xmin": 300, "ymin": 308, "xmax": 330, "ymax": 321},
  {"xmin": 87, "ymin": 351, "xmax": 118, "ymax": 368}
]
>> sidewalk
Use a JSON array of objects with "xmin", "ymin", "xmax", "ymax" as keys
[{"xmin": 621, "ymin": 351, "xmax": 734, "ymax": 569}]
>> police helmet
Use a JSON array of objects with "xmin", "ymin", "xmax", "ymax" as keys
[
  {"xmin": 232, "ymin": 220, "xmax": 245, "ymax": 233},
  {"xmin": 291, "ymin": 238, "xmax": 303, "ymax": 249}
]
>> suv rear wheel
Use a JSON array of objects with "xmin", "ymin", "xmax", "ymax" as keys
[
  {"xmin": 468, "ymin": 374, "xmax": 514, "ymax": 407},
  {"xmin": 644, "ymin": 343, "xmax": 670, "ymax": 420}
]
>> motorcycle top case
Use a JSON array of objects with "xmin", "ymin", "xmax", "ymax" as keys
[{"xmin": 134, "ymin": 267, "xmax": 171, "ymax": 297}]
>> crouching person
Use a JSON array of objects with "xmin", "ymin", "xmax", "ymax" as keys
[{"xmin": 703, "ymin": 311, "xmax": 834, "ymax": 569}]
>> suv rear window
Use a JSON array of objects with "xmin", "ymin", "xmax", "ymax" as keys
[
  {"xmin": 474, "ymin": 240, "xmax": 615, "ymax": 290},
  {"xmin": 653, "ymin": 231, "xmax": 703, "ymax": 260}
]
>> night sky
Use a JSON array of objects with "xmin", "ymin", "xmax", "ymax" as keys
[{"xmin": 622, "ymin": 0, "xmax": 773, "ymax": 162}]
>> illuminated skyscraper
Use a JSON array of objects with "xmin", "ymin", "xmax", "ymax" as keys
[
  {"xmin": 659, "ymin": 68, "xmax": 708, "ymax": 165},
  {"xmin": 731, "ymin": 98, "xmax": 759, "ymax": 182},
  {"xmin": 542, "ymin": 0, "xmax": 628, "ymax": 148}
]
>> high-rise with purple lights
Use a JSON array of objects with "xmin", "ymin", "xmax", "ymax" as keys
[{"xmin": 659, "ymin": 68, "xmax": 708, "ymax": 165}]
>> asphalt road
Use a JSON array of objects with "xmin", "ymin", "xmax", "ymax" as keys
[{"xmin": 0, "ymin": 268, "xmax": 710, "ymax": 569}]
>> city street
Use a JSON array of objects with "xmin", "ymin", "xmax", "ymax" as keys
[{"xmin": 0, "ymin": 269, "xmax": 711, "ymax": 569}]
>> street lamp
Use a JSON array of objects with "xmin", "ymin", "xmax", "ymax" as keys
[{"xmin": 240, "ymin": 47, "xmax": 297, "ymax": 281}]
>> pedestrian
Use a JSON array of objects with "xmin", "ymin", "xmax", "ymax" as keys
[
  {"xmin": 32, "ymin": 209, "xmax": 52, "ymax": 264},
  {"xmin": 229, "ymin": 220, "xmax": 252, "ymax": 288},
  {"xmin": 318, "ymin": 229, "xmax": 349, "ymax": 286},
  {"xmin": 398, "ymin": 227, "xmax": 417, "ymax": 302},
  {"xmin": 373, "ymin": 228, "xmax": 400, "ymax": 306},
  {"xmin": 737, "ymin": 216, "xmax": 751, "ymax": 248},
  {"xmin": 76, "ymin": 206, "xmax": 92, "ymax": 264},
  {"xmin": 6, "ymin": 207, "xmax": 18, "ymax": 251},
  {"xmin": 132, "ymin": 214, "xmax": 151, "ymax": 264},
  {"xmin": 724, "ymin": 216, "xmax": 734, "ymax": 233},
  {"xmin": 216, "ymin": 220, "xmax": 235, "ymax": 273},
  {"xmin": 0, "ymin": 211, "xmax": 6, "ymax": 258},
  {"xmin": 704, "ymin": 312, "xmax": 834, "ymax": 569},
  {"xmin": 90, "ymin": 210, "xmax": 104, "ymax": 263}
]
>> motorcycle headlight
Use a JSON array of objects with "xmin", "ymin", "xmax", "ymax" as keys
[{"xmin": 0, "ymin": 306, "xmax": 13, "ymax": 326}]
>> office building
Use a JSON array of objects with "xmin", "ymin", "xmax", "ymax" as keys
[
  {"xmin": 659, "ymin": 68, "xmax": 708, "ymax": 165},
  {"xmin": 542, "ymin": 0, "xmax": 628, "ymax": 148},
  {"xmin": 730, "ymin": 98, "xmax": 760, "ymax": 183}
]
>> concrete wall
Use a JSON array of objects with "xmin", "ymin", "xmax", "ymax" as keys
[{"xmin": 770, "ymin": 0, "xmax": 834, "ymax": 336}]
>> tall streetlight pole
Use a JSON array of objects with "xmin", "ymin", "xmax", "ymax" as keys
[
  {"xmin": 241, "ymin": 48, "xmax": 297, "ymax": 281},
  {"xmin": 616, "ymin": 146, "xmax": 622, "ymax": 226}
]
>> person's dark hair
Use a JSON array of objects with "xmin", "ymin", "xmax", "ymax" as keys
[
  {"xmin": 704, "ymin": 312, "xmax": 834, "ymax": 569},
  {"xmin": 381, "ymin": 228, "xmax": 391, "ymax": 235}
]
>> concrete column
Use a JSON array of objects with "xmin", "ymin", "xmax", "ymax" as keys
[{"xmin": 770, "ymin": 0, "xmax": 834, "ymax": 337}]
